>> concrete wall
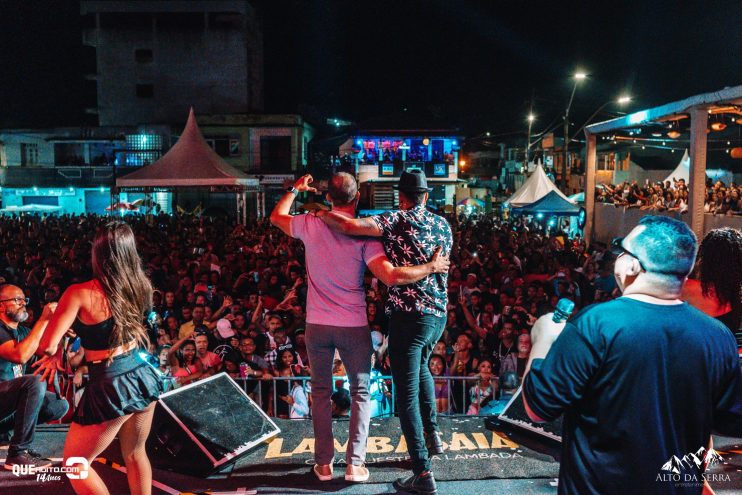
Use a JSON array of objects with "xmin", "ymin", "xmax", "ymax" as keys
[
  {"xmin": 0, "ymin": 133, "xmax": 54, "ymax": 167},
  {"xmin": 198, "ymin": 114, "xmax": 311, "ymax": 174},
  {"xmin": 593, "ymin": 203, "xmax": 742, "ymax": 243},
  {"xmin": 86, "ymin": 1, "xmax": 262, "ymax": 125}
]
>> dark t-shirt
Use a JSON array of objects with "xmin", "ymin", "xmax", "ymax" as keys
[
  {"xmin": 524, "ymin": 297, "xmax": 740, "ymax": 495},
  {"xmin": 372, "ymin": 205, "xmax": 453, "ymax": 317},
  {"xmin": 0, "ymin": 321, "xmax": 32, "ymax": 382}
]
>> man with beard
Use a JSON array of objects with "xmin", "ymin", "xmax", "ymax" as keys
[{"xmin": 0, "ymin": 285, "xmax": 67, "ymax": 469}]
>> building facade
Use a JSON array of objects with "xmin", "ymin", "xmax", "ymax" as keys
[
  {"xmin": 0, "ymin": 1, "xmax": 315, "ymax": 217},
  {"xmin": 0, "ymin": 125, "xmax": 169, "ymax": 214},
  {"xmin": 337, "ymin": 130, "xmax": 461, "ymax": 210},
  {"xmin": 81, "ymin": 0, "xmax": 263, "ymax": 126},
  {"xmin": 0, "ymin": 111, "xmax": 313, "ymax": 216}
]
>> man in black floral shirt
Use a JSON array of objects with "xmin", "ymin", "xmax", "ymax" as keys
[{"xmin": 319, "ymin": 169, "xmax": 452, "ymax": 494}]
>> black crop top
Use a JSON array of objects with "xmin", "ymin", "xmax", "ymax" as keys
[{"xmin": 71, "ymin": 316, "xmax": 115, "ymax": 351}]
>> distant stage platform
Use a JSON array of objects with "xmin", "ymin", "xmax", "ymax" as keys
[{"xmin": 2, "ymin": 417, "xmax": 740, "ymax": 494}]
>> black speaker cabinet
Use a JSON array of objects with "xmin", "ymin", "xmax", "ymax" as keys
[{"xmin": 146, "ymin": 373, "xmax": 280, "ymax": 476}]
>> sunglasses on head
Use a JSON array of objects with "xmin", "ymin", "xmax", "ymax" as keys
[{"xmin": 610, "ymin": 237, "xmax": 646, "ymax": 272}]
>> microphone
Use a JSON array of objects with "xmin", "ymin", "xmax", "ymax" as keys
[{"xmin": 552, "ymin": 298, "xmax": 575, "ymax": 323}]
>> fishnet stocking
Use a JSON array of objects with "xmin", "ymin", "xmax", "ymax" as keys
[
  {"xmin": 63, "ymin": 403, "xmax": 155, "ymax": 495},
  {"xmin": 117, "ymin": 403, "xmax": 155, "ymax": 495}
]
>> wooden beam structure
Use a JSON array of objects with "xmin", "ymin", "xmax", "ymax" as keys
[{"xmin": 583, "ymin": 85, "xmax": 742, "ymax": 244}]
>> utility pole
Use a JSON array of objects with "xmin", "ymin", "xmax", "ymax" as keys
[
  {"xmin": 525, "ymin": 91, "xmax": 535, "ymax": 167},
  {"xmin": 563, "ymin": 72, "xmax": 586, "ymax": 190},
  {"xmin": 562, "ymin": 113, "xmax": 569, "ymax": 190}
]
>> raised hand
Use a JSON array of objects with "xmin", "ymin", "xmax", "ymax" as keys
[
  {"xmin": 40, "ymin": 302, "xmax": 58, "ymax": 321},
  {"xmin": 458, "ymin": 293, "xmax": 467, "ymax": 307},
  {"xmin": 294, "ymin": 174, "xmax": 318, "ymax": 194},
  {"xmin": 32, "ymin": 354, "xmax": 64, "ymax": 385}
]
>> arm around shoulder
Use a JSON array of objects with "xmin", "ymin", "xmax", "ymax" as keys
[
  {"xmin": 316, "ymin": 210, "xmax": 382, "ymax": 237},
  {"xmin": 367, "ymin": 246, "xmax": 449, "ymax": 286}
]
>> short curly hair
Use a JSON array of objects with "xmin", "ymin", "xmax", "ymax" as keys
[{"xmin": 629, "ymin": 216, "xmax": 697, "ymax": 278}]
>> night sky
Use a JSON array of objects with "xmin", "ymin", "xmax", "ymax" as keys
[{"xmin": 2, "ymin": 0, "xmax": 741, "ymax": 135}]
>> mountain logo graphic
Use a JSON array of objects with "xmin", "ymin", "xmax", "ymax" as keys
[{"xmin": 661, "ymin": 448, "xmax": 724, "ymax": 474}]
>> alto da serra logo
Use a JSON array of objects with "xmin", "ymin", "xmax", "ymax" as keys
[
  {"xmin": 660, "ymin": 447, "xmax": 723, "ymax": 474},
  {"xmin": 657, "ymin": 447, "xmax": 730, "ymax": 486}
]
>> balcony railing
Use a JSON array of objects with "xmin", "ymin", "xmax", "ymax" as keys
[{"xmin": 0, "ymin": 166, "xmax": 140, "ymax": 188}]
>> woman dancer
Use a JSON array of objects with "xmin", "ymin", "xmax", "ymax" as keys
[
  {"xmin": 34, "ymin": 222, "xmax": 162, "ymax": 495},
  {"xmin": 683, "ymin": 227, "xmax": 742, "ymax": 333}
]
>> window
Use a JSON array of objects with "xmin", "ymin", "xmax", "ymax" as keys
[
  {"xmin": 54, "ymin": 143, "xmax": 85, "ymax": 166},
  {"xmin": 135, "ymin": 49, "xmax": 153, "ymax": 63},
  {"xmin": 136, "ymin": 84, "xmax": 154, "ymax": 98},
  {"xmin": 229, "ymin": 139, "xmax": 240, "ymax": 156},
  {"xmin": 20, "ymin": 143, "xmax": 39, "ymax": 166},
  {"xmin": 260, "ymin": 136, "xmax": 291, "ymax": 172},
  {"xmin": 205, "ymin": 137, "xmax": 240, "ymax": 158},
  {"xmin": 126, "ymin": 151, "xmax": 160, "ymax": 167},
  {"xmin": 126, "ymin": 133, "xmax": 162, "ymax": 151},
  {"xmin": 214, "ymin": 140, "xmax": 230, "ymax": 157}
]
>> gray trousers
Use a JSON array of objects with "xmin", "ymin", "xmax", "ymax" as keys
[{"xmin": 305, "ymin": 323, "xmax": 372, "ymax": 466}]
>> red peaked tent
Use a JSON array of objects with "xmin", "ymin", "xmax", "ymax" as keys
[
  {"xmin": 116, "ymin": 109, "xmax": 259, "ymax": 223},
  {"xmin": 116, "ymin": 108, "xmax": 259, "ymax": 188}
]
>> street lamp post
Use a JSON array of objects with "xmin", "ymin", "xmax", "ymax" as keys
[
  {"xmin": 525, "ymin": 113, "xmax": 535, "ymax": 165},
  {"xmin": 562, "ymin": 72, "xmax": 586, "ymax": 190},
  {"xmin": 570, "ymin": 95, "xmax": 632, "ymax": 142}
]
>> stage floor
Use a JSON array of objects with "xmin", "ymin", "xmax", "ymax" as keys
[{"xmin": 1, "ymin": 419, "xmax": 740, "ymax": 495}]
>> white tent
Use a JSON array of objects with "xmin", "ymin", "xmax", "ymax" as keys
[
  {"xmin": 526, "ymin": 157, "xmax": 542, "ymax": 173},
  {"xmin": 0, "ymin": 204, "xmax": 63, "ymax": 214},
  {"xmin": 505, "ymin": 164, "xmax": 574, "ymax": 207},
  {"xmin": 663, "ymin": 149, "xmax": 690, "ymax": 184},
  {"xmin": 662, "ymin": 149, "xmax": 734, "ymax": 185}
]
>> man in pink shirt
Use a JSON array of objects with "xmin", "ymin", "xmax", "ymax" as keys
[{"xmin": 271, "ymin": 173, "xmax": 448, "ymax": 483}]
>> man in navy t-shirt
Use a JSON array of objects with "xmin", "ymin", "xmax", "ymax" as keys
[{"xmin": 523, "ymin": 216, "xmax": 740, "ymax": 494}]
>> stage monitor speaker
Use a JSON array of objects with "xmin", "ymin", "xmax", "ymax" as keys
[
  {"xmin": 146, "ymin": 373, "xmax": 280, "ymax": 476},
  {"xmin": 490, "ymin": 386, "xmax": 563, "ymax": 443}
]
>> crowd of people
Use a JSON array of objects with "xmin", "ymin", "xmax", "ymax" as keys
[
  {"xmin": 596, "ymin": 178, "xmax": 742, "ymax": 215},
  {"xmin": 0, "ymin": 208, "xmax": 629, "ymax": 421},
  {"xmin": 1, "ymin": 178, "xmax": 739, "ymax": 493}
]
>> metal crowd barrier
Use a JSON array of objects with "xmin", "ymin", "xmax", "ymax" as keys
[{"xmin": 61, "ymin": 373, "xmax": 501, "ymax": 419}]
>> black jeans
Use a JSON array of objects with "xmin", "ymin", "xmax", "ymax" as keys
[
  {"xmin": 0, "ymin": 389, "xmax": 69, "ymax": 435},
  {"xmin": 0, "ymin": 375, "xmax": 51, "ymax": 455},
  {"xmin": 388, "ymin": 311, "xmax": 446, "ymax": 475}
]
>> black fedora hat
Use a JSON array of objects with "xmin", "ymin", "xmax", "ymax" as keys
[{"xmin": 394, "ymin": 169, "xmax": 432, "ymax": 193}]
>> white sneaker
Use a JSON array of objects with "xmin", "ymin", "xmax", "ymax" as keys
[{"xmin": 345, "ymin": 464, "xmax": 369, "ymax": 482}]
